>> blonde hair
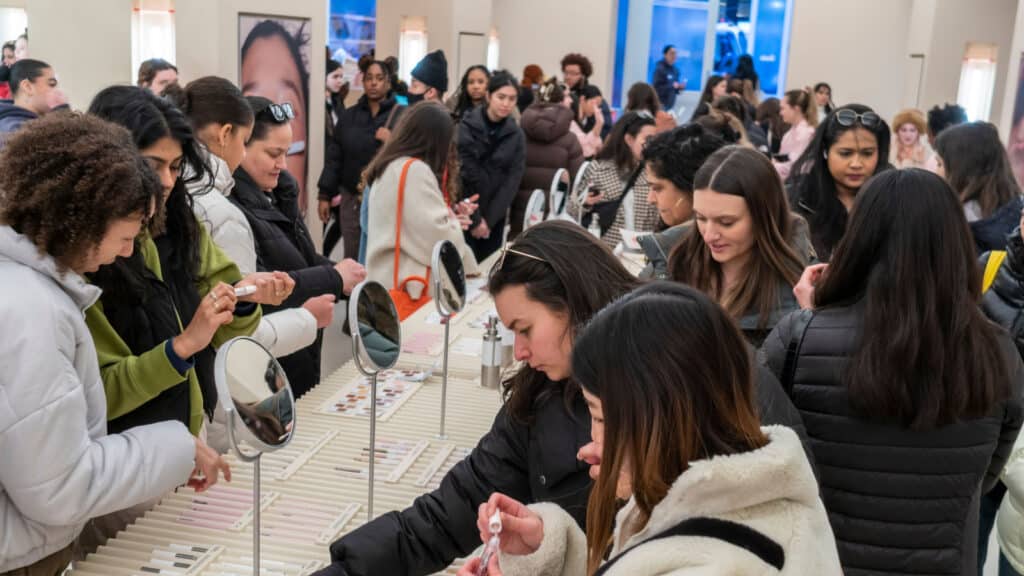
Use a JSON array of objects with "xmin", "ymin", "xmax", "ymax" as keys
[{"xmin": 892, "ymin": 108, "xmax": 927, "ymax": 136}]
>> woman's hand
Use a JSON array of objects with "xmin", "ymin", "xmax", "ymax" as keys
[
  {"xmin": 188, "ymin": 436, "xmax": 231, "ymax": 492},
  {"xmin": 794, "ymin": 263, "xmax": 828, "ymax": 310},
  {"xmin": 471, "ymin": 221, "xmax": 491, "ymax": 239},
  {"xmin": 318, "ymin": 199, "xmax": 332, "ymax": 223},
  {"xmin": 302, "ymin": 294, "xmax": 337, "ymax": 329},
  {"xmin": 457, "ymin": 554, "xmax": 502, "ymax": 576},
  {"xmin": 583, "ymin": 190, "xmax": 604, "ymax": 206},
  {"xmin": 174, "ymin": 282, "xmax": 237, "ymax": 359},
  {"xmin": 334, "ymin": 259, "xmax": 367, "ymax": 295},
  {"xmin": 237, "ymin": 271, "xmax": 295, "ymax": 306},
  {"xmin": 478, "ymin": 493, "xmax": 544, "ymax": 557}
]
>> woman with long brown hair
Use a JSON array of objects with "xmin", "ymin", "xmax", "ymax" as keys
[
  {"xmin": 364, "ymin": 100, "xmax": 478, "ymax": 305},
  {"xmin": 763, "ymin": 168, "xmax": 1024, "ymax": 575},
  {"xmin": 314, "ymin": 222, "xmax": 806, "ymax": 576},
  {"xmin": 669, "ymin": 145, "xmax": 808, "ymax": 345},
  {"xmin": 461, "ymin": 282, "xmax": 838, "ymax": 575}
]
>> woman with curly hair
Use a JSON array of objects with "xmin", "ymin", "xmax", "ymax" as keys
[
  {"xmin": 0, "ymin": 113, "xmax": 229, "ymax": 574},
  {"xmin": 561, "ymin": 52, "xmax": 612, "ymax": 139}
]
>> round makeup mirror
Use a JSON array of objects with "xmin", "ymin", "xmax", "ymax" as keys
[
  {"xmin": 349, "ymin": 281, "xmax": 402, "ymax": 374},
  {"xmin": 347, "ymin": 281, "xmax": 402, "ymax": 521},
  {"xmin": 549, "ymin": 168, "xmax": 568, "ymax": 218},
  {"xmin": 215, "ymin": 337, "xmax": 295, "ymax": 454},
  {"xmin": 524, "ymin": 189, "xmax": 547, "ymax": 232},
  {"xmin": 432, "ymin": 240, "xmax": 466, "ymax": 317},
  {"xmin": 214, "ymin": 336, "xmax": 296, "ymax": 576}
]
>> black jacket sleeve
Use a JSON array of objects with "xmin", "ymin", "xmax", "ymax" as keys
[
  {"xmin": 986, "ymin": 336, "xmax": 1024, "ymax": 492},
  {"xmin": 982, "ymin": 227, "xmax": 1024, "ymax": 360},
  {"xmin": 318, "ymin": 113, "xmax": 348, "ymax": 201},
  {"xmin": 484, "ymin": 131, "xmax": 527, "ymax": 228},
  {"xmin": 322, "ymin": 406, "xmax": 533, "ymax": 576},
  {"xmin": 458, "ymin": 123, "xmax": 493, "ymax": 228},
  {"xmin": 652, "ymin": 62, "xmax": 673, "ymax": 105},
  {"xmin": 281, "ymin": 265, "xmax": 343, "ymax": 309}
]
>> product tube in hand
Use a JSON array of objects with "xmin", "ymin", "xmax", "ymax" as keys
[{"xmin": 234, "ymin": 285, "xmax": 257, "ymax": 297}]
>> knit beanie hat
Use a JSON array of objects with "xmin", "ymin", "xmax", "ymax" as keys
[{"xmin": 411, "ymin": 50, "xmax": 449, "ymax": 93}]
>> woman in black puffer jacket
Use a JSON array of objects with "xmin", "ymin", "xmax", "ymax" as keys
[
  {"xmin": 762, "ymin": 169, "xmax": 1024, "ymax": 576},
  {"xmin": 458, "ymin": 71, "xmax": 526, "ymax": 261},
  {"xmin": 313, "ymin": 221, "xmax": 810, "ymax": 576}
]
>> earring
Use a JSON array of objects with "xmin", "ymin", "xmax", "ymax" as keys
[{"xmin": 823, "ymin": 151, "xmax": 828, "ymax": 159}]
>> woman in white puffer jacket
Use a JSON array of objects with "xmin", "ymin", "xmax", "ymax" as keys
[
  {"xmin": 181, "ymin": 76, "xmax": 330, "ymax": 359},
  {"xmin": 0, "ymin": 114, "xmax": 229, "ymax": 573},
  {"xmin": 460, "ymin": 283, "xmax": 840, "ymax": 576}
]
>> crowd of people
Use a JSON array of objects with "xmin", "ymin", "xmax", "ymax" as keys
[{"xmin": 4, "ymin": 25, "xmax": 1024, "ymax": 576}]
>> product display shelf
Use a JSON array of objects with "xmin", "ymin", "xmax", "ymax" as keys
[{"xmin": 69, "ymin": 284, "xmax": 504, "ymax": 576}]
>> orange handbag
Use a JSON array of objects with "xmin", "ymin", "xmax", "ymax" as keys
[{"xmin": 390, "ymin": 158, "xmax": 432, "ymax": 320}]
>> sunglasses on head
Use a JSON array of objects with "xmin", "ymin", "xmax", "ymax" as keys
[
  {"xmin": 834, "ymin": 109, "xmax": 880, "ymax": 129},
  {"xmin": 259, "ymin": 102, "xmax": 295, "ymax": 123},
  {"xmin": 495, "ymin": 245, "xmax": 547, "ymax": 272}
]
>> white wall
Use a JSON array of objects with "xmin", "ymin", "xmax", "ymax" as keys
[
  {"xmin": 919, "ymin": 0, "xmax": 1017, "ymax": 124},
  {"xmin": 376, "ymin": 0, "xmax": 455, "ymax": 87},
  {"xmin": 492, "ymin": 0, "xmax": 617, "ymax": 95},
  {"xmin": 0, "ymin": 6, "xmax": 27, "ymax": 46},
  {"xmin": 176, "ymin": 0, "xmax": 327, "ymax": 234},
  {"xmin": 24, "ymin": 0, "xmax": 132, "ymax": 111},
  {"xmin": 786, "ymin": 0, "xmax": 914, "ymax": 122}
]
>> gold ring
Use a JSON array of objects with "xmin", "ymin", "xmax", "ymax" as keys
[{"xmin": 209, "ymin": 292, "xmax": 218, "ymax": 302}]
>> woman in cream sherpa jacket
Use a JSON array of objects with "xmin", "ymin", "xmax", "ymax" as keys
[
  {"xmin": 460, "ymin": 282, "xmax": 840, "ymax": 576},
  {"xmin": 366, "ymin": 156, "xmax": 478, "ymax": 298}
]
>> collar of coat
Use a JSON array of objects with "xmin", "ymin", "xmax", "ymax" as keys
[
  {"xmin": 0, "ymin": 225, "xmax": 101, "ymax": 311},
  {"xmin": 232, "ymin": 167, "xmax": 299, "ymax": 211},
  {"xmin": 611, "ymin": 426, "xmax": 819, "ymax": 554}
]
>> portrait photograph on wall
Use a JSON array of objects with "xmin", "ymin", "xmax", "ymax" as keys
[
  {"xmin": 1009, "ymin": 52, "xmax": 1024, "ymax": 189},
  {"xmin": 239, "ymin": 13, "xmax": 313, "ymax": 211}
]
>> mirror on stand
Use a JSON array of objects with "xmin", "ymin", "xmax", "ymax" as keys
[
  {"xmin": 348, "ymin": 281, "xmax": 401, "ymax": 521},
  {"xmin": 523, "ymin": 189, "xmax": 546, "ymax": 233},
  {"xmin": 431, "ymin": 240, "xmax": 467, "ymax": 439},
  {"xmin": 215, "ymin": 337, "xmax": 296, "ymax": 576},
  {"xmin": 571, "ymin": 161, "xmax": 592, "ymax": 224}
]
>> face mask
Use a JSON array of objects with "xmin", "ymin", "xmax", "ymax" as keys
[{"xmin": 406, "ymin": 91, "xmax": 425, "ymax": 105}]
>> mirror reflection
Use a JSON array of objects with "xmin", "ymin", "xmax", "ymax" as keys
[
  {"xmin": 434, "ymin": 240, "xmax": 466, "ymax": 316},
  {"xmin": 221, "ymin": 338, "xmax": 295, "ymax": 450},
  {"xmin": 354, "ymin": 282, "xmax": 401, "ymax": 371}
]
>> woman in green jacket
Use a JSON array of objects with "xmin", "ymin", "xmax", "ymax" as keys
[{"xmin": 86, "ymin": 86, "xmax": 284, "ymax": 437}]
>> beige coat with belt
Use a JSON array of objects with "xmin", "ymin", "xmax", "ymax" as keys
[{"xmin": 366, "ymin": 157, "xmax": 478, "ymax": 299}]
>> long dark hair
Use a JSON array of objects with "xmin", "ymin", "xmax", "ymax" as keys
[
  {"xmin": 935, "ymin": 122, "xmax": 1022, "ymax": 219},
  {"xmin": 452, "ymin": 65, "xmax": 491, "ymax": 120},
  {"xmin": 575, "ymin": 282, "xmax": 767, "ymax": 574},
  {"xmin": 756, "ymin": 97, "xmax": 787, "ymax": 143},
  {"xmin": 362, "ymin": 101, "xmax": 455, "ymax": 188},
  {"xmin": 595, "ymin": 111, "xmax": 655, "ymax": 176},
  {"xmin": 487, "ymin": 221, "xmax": 639, "ymax": 423},
  {"xmin": 691, "ymin": 75, "xmax": 725, "ymax": 120},
  {"xmin": 669, "ymin": 146, "xmax": 805, "ymax": 327},
  {"xmin": 815, "ymin": 168, "xmax": 1010, "ymax": 428},
  {"xmin": 625, "ymin": 82, "xmax": 661, "ymax": 115},
  {"xmin": 788, "ymin": 103, "xmax": 891, "ymax": 257},
  {"xmin": 88, "ymin": 86, "xmax": 208, "ymax": 297},
  {"xmin": 733, "ymin": 54, "xmax": 759, "ymax": 87}
]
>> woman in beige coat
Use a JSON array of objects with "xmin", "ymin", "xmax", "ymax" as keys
[{"xmin": 365, "ymin": 101, "xmax": 478, "ymax": 301}]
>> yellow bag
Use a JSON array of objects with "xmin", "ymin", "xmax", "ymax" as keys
[{"xmin": 983, "ymin": 251, "xmax": 1006, "ymax": 294}]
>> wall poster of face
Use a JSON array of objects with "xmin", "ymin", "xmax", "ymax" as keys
[
  {"xmin": 239, "ymin": 14, "xmax": 312, "ymax": 212},
  {"xmin": 1009, "ymin": 53, "xmax": 1024, "ymax": 190}
]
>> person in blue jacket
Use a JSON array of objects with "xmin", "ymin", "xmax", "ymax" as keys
[{"xmin": 652, "ymin": 44, "xmax": 685, "ymax": 111}]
